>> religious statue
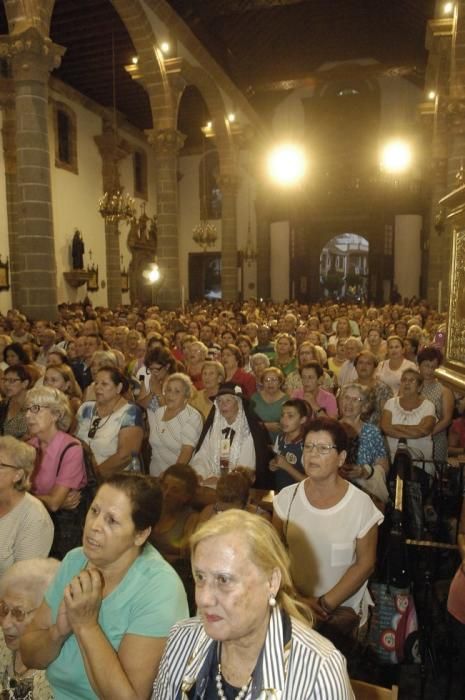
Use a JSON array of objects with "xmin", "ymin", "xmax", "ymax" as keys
[{"xmin": 71, "ymin": 230, "xmax": 85, "ymax": 270}]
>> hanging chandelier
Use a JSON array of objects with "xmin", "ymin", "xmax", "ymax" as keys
[
  {"xmin": 192, "ymin": 220, "xmax": 217, "ymax": 251},
  {"xmin": 98, "ymin": 188, "xmax": 135, "ymax": 223},
  {"xmin": 97, "ymin": 33, "xmax": 136, "ymax": 225}
]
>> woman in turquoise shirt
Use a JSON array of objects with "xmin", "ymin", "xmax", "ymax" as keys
[{"xmin": 20, "ymin": 473, "xmax": 189, "ymax": 700}]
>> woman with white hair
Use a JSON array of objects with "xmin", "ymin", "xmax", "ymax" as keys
[
  {"xmin": 191, "ymin": 383, "xmax": 273, "ymax": 489},
  {"xmin": 0, "ymin": 558, "xmax": 59, "ymax": 698},
  {"xmin": 0, "ymin": 437, "xmax": 53, "ymax": 579},
  {"xmin": 148, "ymin": 373, "xmax": 203, "ymax": 477},
  {"xmin": 26, "ymin": 386, "xmax": 87, "ymax": 559}
]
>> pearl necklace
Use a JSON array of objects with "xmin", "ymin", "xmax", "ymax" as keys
[{"xmin": 216, "ymin": 663, "xmax": 251, "ymax": 700}]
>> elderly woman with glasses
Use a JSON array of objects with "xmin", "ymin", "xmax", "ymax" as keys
[
  {"xmin": 274, "ymin": 418, "xmax": 383, "ymax": 655},
  {"xmin": 0, "ymin": 558, "xmax": 59, "ymax": 699},
  {"xmin": 0, "ymin": 437, "xmax": 54, "ymax": 579}
]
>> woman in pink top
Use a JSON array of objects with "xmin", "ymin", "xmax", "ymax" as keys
[
  {"xmin": 291, "ymin": 362, "xmax": 338, "ymax": 418},
  {"xmin": 26, "ymin": 386, "xmax": 86, "ymax": 511}
]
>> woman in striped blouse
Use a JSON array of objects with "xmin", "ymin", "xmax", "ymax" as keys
[{"xmin": 152, "ymin": 510, "xmax": 353, "ymax": 699}]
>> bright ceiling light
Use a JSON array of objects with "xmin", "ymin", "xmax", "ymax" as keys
[
  {"xmin": 427, "ymin": 90, "xmax": 436, "ymax": 100},
  {"xmin": 444, "ymin": 2, "xmax": 454, "ymax": 14},
  {"xmin": 160, "ymin": 41, "xmax": 170, "ymax": 54},
  {"xmin": 267, "ymin": 144, "xmax": 307, "ymax": 186},
  {"xmin": 380, "ymin": 140, "xmax": 412, "ymax": 174}
]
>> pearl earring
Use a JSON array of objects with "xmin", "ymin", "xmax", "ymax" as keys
[{"xmin": 269, "ymin": 594, "xmax": 277, "ymax": 607}]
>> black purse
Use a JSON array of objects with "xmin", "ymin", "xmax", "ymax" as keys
[{"xmin": 50, "ymin": 440, "xmax": 100, "ymax": 560}]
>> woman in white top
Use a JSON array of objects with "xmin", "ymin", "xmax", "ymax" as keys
[
  {"xmin": 380, "ymin": 367, "xmax": 437, "ymax": 472},
  {"xmin": 0, "ymin": 436, "xmax": 53, "ymax": 579},
  {"xmin": 375, "ymin": 334, "xmax": 417, "ymax": 395},
  {"xmin": 147, "ymin": 373, "xmax": 203, "ymax": 477},
  {"xmin": 273, "ymin": 417, "xmax": 383, "ymax": 647},
  {"xmin": 75, "ymin": 366, "xmax": 144, "ymax": 478}
]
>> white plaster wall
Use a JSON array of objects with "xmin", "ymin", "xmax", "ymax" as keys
[
  {"xmin": 49, "ymin": 91, "xmax": 107, "ymax": 306},
  {"xmin": 0, "ymin": 110, "xmax": 12, "ymax": 314},
  {"xmin": 270, "ymin": 221, "xmax": 290, "ymax": 301},
  {"xmin": 394, "ymin": 214, "xmax": 422, "ymax": 300},
  {"xmin": 49, "ymin": 88, "xmax": 158, "ymax": 308}
]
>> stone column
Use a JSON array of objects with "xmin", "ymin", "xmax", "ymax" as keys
[
  {"xmin": 146, "ymin": 128, "xmax": 185, "ymax": 309},
  {"xmin": 94, "ymin": 122, "xmax": 133, "ymax": 309},
  {"xmin": 1, "ymin": 28, "xmax": 65, "ymax": 319},
  {"xmin": 219, "ymin": 173, "xmax": 239, "ymax": 302},
  {"xmin": 255, "ymin": 193, "xmax": 271, "ymax": 300},
  {"xmin": 1, "ymin": 98, "xmax": 20, "ymax": 309}
]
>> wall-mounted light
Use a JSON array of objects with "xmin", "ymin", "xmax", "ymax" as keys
[
  {"xmin": 443, "ymin": 2, "xmax": 454, "ymax": 15},
  {"xmin": 132, "ymin": 56, "xmax": 138, "ymax": 65},
  {"xmin": 160, "ymin": 41, "xmax": 170, "ymax": 54},
  {"xmin": 227, "ymin": 113, "xmax": 236, "ymax": 123},
  {"xmin": 427, "ymin": 90, "xmax": 436, "ymax": 100}
]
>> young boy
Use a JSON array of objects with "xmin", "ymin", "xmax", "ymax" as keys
[{"xmin": 270, "ymin": 398, "xmax": 309, "ymax": 490}]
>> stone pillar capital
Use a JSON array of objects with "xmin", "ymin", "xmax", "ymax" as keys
[
  {"xmin": 0, "ymin": 27, "xmax": 65, "ymax": 82},
  {"xmin": 94, "ymin": 123, "xmax": 133, "ymax": 192},
  {"xmin": 146, "ymin": 128, "xmax": 186, "ymax": 157}
]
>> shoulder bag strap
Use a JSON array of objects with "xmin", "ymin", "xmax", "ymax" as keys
[
  {"xmin": 283, "ymin": 483, "xmax": 300, "ymax": 547},
  {"xmin": 55, "ymin": 441, "xmax": 81, "ymax": 478}
]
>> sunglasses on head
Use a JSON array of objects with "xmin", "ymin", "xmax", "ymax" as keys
[{"xmin": 87, "ymin": 417, "xmax": 101, "ymax": 439}]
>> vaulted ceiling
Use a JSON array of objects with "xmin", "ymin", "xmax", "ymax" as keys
[{"xmin": 0, "ymin": 0, "xmax": 435, "ymax": 134}]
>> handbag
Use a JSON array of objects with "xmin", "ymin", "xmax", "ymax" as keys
[
  {"xmin": 367, "ymin": 581, "xmax": 419, "ymax": 664},
  {"xmin": 50, "ymin": 439, "xmax": 100, "ymax": 560}
]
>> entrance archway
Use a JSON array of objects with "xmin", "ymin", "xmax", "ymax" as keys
[{"xmin": 320, "ymin": 233, "xmax": 369, "ymax": 301}]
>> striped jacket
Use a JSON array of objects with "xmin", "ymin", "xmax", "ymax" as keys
[{"xmin": 152, "ymin": 606, "xmax": 354, "ymax": 699}]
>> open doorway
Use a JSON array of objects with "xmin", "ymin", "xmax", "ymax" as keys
[
  {"xmin": 188, "ymin": 253, "xmax": 222, "ymax": 301},
  {"xmin": 320, "ymin": 233, "xmax": 369, "ymax": 301}
]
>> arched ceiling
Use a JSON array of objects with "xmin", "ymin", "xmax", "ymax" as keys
[{"xmin": 0, "ymin": 0, "xmax": 435, "ymax": 134}]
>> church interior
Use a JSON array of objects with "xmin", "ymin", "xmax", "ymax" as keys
[{"xmin": 2, "ymin": 2, "xmax": 465, "ymax": 699}]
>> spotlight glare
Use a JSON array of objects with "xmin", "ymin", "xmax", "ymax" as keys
[
  {"xmin": 143, "ymin": 263, "xmax": 161, "ymax": 283},
  {"xmin": 267, "ymin": 144, "xmax": 307, "ymax": 186},
  {"xmin": 427, "ymin": 90, "xmax": 436, "ymax": 100},
  {"xmin": 444, "ymin": 2, "xmax": 454, "ymax": 14},
  {"xmin": 160, "ymin": 41, "xmax": 170, "ymax": 54},
  {"xmin": 380, "ymin": 140, "xmax": 412, "ymax": 174},
  {"xmin": 132, "ymin": 56, "xmax": 138, "ymax": 65},
  {"xmin": 228, "ymin": 113, "xmax": 236, "ymax": 123}
]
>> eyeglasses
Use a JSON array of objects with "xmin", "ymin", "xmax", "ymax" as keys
[
  {"xmin": 342, "ymin": 395, "xmax": 363, "ymax": 402},
  {"xmin": 24, "ymin": 404, "xmax": 47, "ymax": 414},
  {"xmin": 87, "ymin": 417, "xmax": 101, "ymax": 439},
  {"xmin": 0, "ymin": 600, "xmax": 37, "ymax": 622},
  {"xmin": 304, "ymin": 442, "xmax": 337, "ymax": 455},
  {"xmin": 147, "ymin": 365, "xmax": 165, "ymax": 374}
]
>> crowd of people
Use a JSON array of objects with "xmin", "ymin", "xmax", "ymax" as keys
[{"xmin": 0, "ymin": 296, "xmax": 463, "ymax": 698}]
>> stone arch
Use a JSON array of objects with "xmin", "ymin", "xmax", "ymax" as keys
[
  {"xmin": 45, "ymin": 0, "xmax": 175, "ymax": 131},
  {"xmin": 178, "ymin": 62, "xmax": 235, "ymax": 176}
]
